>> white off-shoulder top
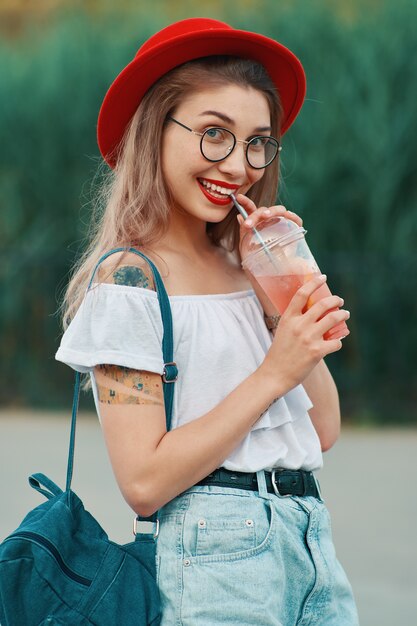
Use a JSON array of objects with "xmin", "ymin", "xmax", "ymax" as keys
[{"xmin": 55, "ymin": 283, "xmax": 323, "ymax": 472}]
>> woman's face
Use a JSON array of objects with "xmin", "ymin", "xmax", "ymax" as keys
[{"xmin": 161, "ymin": 83, "xmax": 271, "ymax": 224}]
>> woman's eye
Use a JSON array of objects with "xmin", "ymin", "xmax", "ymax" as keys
[
  {"xmin": 249, "ymin": 136, "xmax": 268, "ymax": 150},
  {"xmin": 204, "ymin": 128, "xmax": 226, "ymax": 142}
]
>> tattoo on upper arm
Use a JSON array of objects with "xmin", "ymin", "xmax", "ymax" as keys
[
  {"xmin": 95, "ymin": 365, "xmax": 163, "ymax": 406},
  {"xmin": 112, "ymin": 266, "xmax": 152, "ymax": 288},
  {"xmin": 99, "ymin": 261, "xmax": 155, "ymax": 289}
]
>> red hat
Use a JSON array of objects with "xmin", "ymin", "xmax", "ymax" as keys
[{"xmin": 97, "ymin": 17, "xmax": 306, "ymax": 168}]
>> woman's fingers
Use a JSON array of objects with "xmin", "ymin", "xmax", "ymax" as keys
[
  {"xmin": 294, "ymin": 289, "xmax": 350, "ymax": 338},
  {"xmin": 285, "ymin": 279, "xmax": 350, "ymax": 338},
  {"xmin": 319, "ymin": 337, "xmax": 345, "ymax": 354},
  {"xmin": 234, "ymin": 194, "xmax": 257, "ymax": 215},
  {"xmin": 285, "ymin": 274, "xmax": 328, "ymax": 316},
  {"xmin": 315, "ymin": 308, "xmax": 351, "ymax": 338},
  {"xmin": 303, "ymin": 294, "xmax": 345, "ymax": 322},
  {"xmin": 235, "ymin": 194, "xmax": 303, "ymax": 228}
]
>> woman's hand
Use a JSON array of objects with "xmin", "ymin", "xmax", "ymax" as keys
[
  {"xmin": 235, "ymin": 193, "xmax": 303, "ymax": 256},
  {"xmin": 260, "ymin": 275, "xmax": 350, "ymax": 393}
]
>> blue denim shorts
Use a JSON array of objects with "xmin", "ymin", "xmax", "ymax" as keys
[{"xmin": 155, "ymin": 470, "xmax": 359, "ymax": 625}]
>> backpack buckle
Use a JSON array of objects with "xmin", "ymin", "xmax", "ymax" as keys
[
  {"xmin": 133, "ymin": 517, "xmax": 160, "ymax": 538},
  {"xmin": 162, "ymin": 362, "xmax": 178, "ymax": 383}
]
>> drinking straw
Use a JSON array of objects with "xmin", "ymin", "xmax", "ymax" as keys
[{"xmin": 230, "ymin": 194, "xmax": 280, "ymax": 270}]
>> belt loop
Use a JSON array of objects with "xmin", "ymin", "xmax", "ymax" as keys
[{"xmin": 256, "ymin": 470, "xmax": 270, "ymax": 499}]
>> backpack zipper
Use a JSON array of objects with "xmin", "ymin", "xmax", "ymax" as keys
[{"xmin": 5, "ymin": 531, "xmax": 92, "ymax": 586}]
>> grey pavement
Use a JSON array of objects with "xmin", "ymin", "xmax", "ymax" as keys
[{"xmin": 1, "ymin": 411, "xmax": 416, "ymax": 625}]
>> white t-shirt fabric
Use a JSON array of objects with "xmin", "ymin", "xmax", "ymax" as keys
[{"xmin": 55, "ymin": 282, "xmax": 323, "ymax": 472}]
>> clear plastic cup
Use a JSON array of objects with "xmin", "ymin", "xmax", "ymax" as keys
[{"xmin": 240, "ymin": 217, "xmax": 348, "ymax": 340}]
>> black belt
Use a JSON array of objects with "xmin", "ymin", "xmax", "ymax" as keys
[{"xmin": 197, "ymin": 467, "xmax": 322, "ymax": 499}]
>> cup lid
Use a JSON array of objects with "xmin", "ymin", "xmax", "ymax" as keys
[{"xmin": 240, "ymin": 217, "xmax": 306, "ymax": 264}]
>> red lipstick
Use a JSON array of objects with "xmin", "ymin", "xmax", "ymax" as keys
[
  {"xmin": 197, "ymin": 178, "xmax": 236, "ymax": 206},
  {"xmin": 197, "ymin": 178, "xmax": 240, "ymax": 206},
  {"xmin": 199, "ymin": 184, "xmax": 233, "ymax": 205},
  {"xmin": 200, "ymin": 178, "xmax": 240, "ymax": 190}
]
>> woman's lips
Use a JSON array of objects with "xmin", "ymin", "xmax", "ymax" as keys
[
  {"xmin": 197, "ymin": 178, "xmax": 238, "ymax": 206},
  {"xmin": 200, "ymin": 177, "xmax": 240, "ymax": 191}
]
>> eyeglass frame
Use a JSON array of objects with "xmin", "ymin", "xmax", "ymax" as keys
[{"xmin": 167, "ymin": 116, "xmax": 282, "ymax": 170}]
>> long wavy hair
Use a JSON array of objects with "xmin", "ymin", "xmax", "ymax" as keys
[{"xmin": 61, "ymin": 56, "xmax": 283, "ymax": 328}]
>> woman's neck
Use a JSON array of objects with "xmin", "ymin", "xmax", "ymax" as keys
[
  {"xmin": 140, "ymin": 209, "xmax": 250, "ymax": 295},
  {"xmin": 156, "ymin": 210, "xmax": 216, "ymax": 259}
]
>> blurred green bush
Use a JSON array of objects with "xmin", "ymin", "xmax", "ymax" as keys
[{"xmin": 0, "ymin": 0, "xmax": 416, "ymax": 423}]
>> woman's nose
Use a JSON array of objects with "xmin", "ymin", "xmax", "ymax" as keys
[{"xmin": 216, "ymin": 142, "xmax": 248, "ymax": 178}]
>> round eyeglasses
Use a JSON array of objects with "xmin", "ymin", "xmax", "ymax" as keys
[{"xmin": 167, "ymin": 116, "xmax": 281, "ymax": 169}]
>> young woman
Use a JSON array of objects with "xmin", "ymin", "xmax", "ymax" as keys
[{"xmin": 56, "ymin": 18, "xmax": 359, "ymax": 625}]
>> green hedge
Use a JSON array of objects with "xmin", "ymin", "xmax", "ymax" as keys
[{"xmin": 1, "ymin": 0, "xmax": 416, "ymax": 422}]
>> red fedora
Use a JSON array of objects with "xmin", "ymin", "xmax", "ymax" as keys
[{"xmin": 97, "ymin": 17, "xmax": 306, "ymax": 168}]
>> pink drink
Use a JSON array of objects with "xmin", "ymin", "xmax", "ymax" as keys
[
  {"xmin": 240, "ymin": 216, "xmax": 349, "ymax": 341},
  {"xmin": 257, "ymin": 273, "xmax": 348, "ymax": 340}
]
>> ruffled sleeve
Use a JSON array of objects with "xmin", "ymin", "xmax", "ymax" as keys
[
  {"xmin": 251, "ymin": 384, "xmax": 313, "ymax": 431},
  {"xmin": 55, "ymin": 283, "xmax": 164, "ymax": 374}
]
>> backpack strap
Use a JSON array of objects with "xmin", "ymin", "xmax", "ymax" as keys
[{"xmin": 65, "ymin": 247, "xmax": 178, "ymax": 498}]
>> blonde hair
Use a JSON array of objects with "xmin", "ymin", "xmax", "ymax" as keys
[{"xmin": 61, "ymin": 56, "xmax": 282, "ymax": 328}]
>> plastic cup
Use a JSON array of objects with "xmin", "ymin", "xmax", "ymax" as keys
[{"xmin": 240, "ymin": 217, "xmax": 348, "ymax": 340}]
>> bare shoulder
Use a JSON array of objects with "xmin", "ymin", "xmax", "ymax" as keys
[{"xmin": 97, "ymin": 250, "xmax": 156, "ymax": 290}]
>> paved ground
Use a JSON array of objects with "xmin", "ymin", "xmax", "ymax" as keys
[{"xmin": 1, "ymin": 411, "xmax": 416, "ymax": 625}]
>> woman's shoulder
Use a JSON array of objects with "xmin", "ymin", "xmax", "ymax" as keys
[{"xmin": 96, "ymin": 250, "xmax": 156, "ymax": 290}]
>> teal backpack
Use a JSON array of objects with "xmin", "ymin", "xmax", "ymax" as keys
[{"xmin": 0, "ymin": 249, "xmax": 178, "ymax": 626}]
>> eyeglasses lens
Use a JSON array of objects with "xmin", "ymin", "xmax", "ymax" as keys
[
  {"xmin": 201, "ymin": 128, "xmax": 278, "ymax": 168},
  {"xmin": 201, "ymin": 128, "xmax": 235, "ymax": 162},
  {"xmin": 247, "ymin": 137, "xmax": 279, "ymax": 168}
]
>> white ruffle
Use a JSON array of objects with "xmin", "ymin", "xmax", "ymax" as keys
[{"xmin": 251, "ymin": 384, "xmax": 313, "ymax": 431}]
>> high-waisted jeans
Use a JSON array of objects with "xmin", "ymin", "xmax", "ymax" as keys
[{"xmin": 155, "ymin": 470, "xmax": 359, "ymax": 625}]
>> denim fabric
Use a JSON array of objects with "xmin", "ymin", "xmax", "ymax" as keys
[{"xmin": 155, "ymin": 471, "xmax": 359, "ymax": 625}]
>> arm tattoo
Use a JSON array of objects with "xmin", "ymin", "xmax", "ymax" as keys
[
  {"xmin": 95, "ymin": 364, "xmax": 163, "ymax": 406},
  {"xmin": 256, "ymin": 397, "xmax": 281, "ymax": 422},
  {"xmin": 112, "ymin": 266, "xmax": 152, "ymax": 288}
]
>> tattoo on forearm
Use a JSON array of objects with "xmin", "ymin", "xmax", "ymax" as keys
[
  {"xmin": 257, "ymin": 397, "xmax": 280, "ymax": 421},
  {"xmin": 95, "ymin": 365, "xmax": 163, "ymax": 406}
]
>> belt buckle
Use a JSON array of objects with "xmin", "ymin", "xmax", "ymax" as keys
[{"xmin": 271, "ymin": 469, "xmax": 292, "ymax": 498}]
